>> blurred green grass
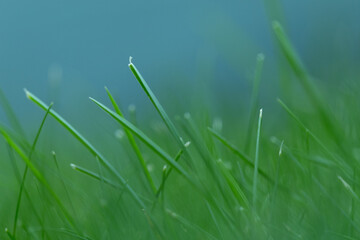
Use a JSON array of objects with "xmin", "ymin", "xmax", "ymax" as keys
[{"xmin": 1, "ymin": 11, "xmax": 360, "ymax": 240}]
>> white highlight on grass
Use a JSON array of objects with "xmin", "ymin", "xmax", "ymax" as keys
[
  {"xmin": 147, "ymin": 163, "xmax": 154, "ymax": 172},
  {"xmin": 338, "ymin": 176, "xmax": 353, "ymax": 192},
  {"xmin": 184, "ymin": 141, "xmax": 191, "ymax": 148},
  {"xmin": 114, "ymin": 129, "xmax": 125, "ymax": 139},
  {"xmin": 212, "ymin": 117, "xmax": 223, "ymax": 132},
  {"xmin": 279, "ymin": 140, "xmax": 284, "ymax": 156},
  {"xmin": 70, "ymin": 163, "xmax": 77, "ymax": 170},
  {"xmin": 257, "ymin": 53, "xmax": 265, "ymax": 62},
  {"xmin": 128, "ymin": 104, "xmax": 136, "ymax": 112},
  {"xmin": 129, "ymin": 56, "xmax": 133, "ymax": 65},
  {"xmin": 24, "ymin": 88, "xmax": 31, "ymax": 99}
]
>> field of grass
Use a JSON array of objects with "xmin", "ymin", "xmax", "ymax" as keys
[{"xmin": 1, "ymin": 21, "xmax": 360, "ymax": 239}]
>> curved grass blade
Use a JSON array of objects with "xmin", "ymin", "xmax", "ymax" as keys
[
  {"xmin": 217, "ymin": 159, "xmax": 249, "ymax": 209},
  {"xmin": 244, "ymin": 54, "xmax": 265, "ymax": 153},
  {"xmin": 52, "ymin": 151, "xmax": 77, "ymax": 218},
  {"xmin": 252, "ymin": 108, "xmax": 263, "ymax": 213},
  {"xmin": 70, "ymin": 163, "xmax": 122, "ymax": 190},
  {"xmin": 89, "ymin": 97, "xmax": 198, "ymax": 189},
  {"xmin": 0, "ymin": 128, "xmax": 78, "ymax": 232},
  {"xmin": 12, "ymin": 103, "xmax": 53, "ymax": 238},
  {"xmin": 155, "ymin": 149, "xmax": 184, "ymax": 198},
  {"xmin": 272, "ymin": 21, "xmax": 346, "ymax": 153},
  {"xmin": 5, "ymin": 140, "xmax": 49, "ymax": 239},
  {"xmin": 5, "ymin": 228, "xmax": 15, "ymax": 240},
  {"xmin": 277, "ymin": 98, "xmax": 351, "ymax": 175},
  {"xmin": 208, "ymin": 127, "xmax": 273, "ymax": 184},
  {"xmin": 105, "ymin": 87, "xmax": 156, "ymax": 193},
  {"xmin": 24, "ymin": 89, "xmax": 145, "ymax": 209},
  {"xmin": 128, "ymin": 58, "xmax": 184, "ymax": 147}
]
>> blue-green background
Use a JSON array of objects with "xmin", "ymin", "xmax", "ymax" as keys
[{"xmin": 0, "ymin": 0, "xmax": 359, "ymax": 127}]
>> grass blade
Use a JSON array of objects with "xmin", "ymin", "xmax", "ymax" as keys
[
  {"xmin": 70, "ymin": 163, "xmax": 123, "ymax": 190},
  {"xmin": 105, "ymin": 87, "xmax": 156, "ymax": 193},
  {"xmin": 217, "ymin": 159, "xmax": 249, "ymax": 209},
  {"xmin": 5, "ymin": 228, "xmax": 15, "ymax": 240},
  {"xmin": 89, "ymin": 97, "xmax": 198, "ymax": 189},
  {"xmin": 277, "ymin": 98, "xmax": 351, "ymax": 175},
  {"xmin": 0, "ymin": 128, "xmax": 77, "ymax": 232},
  {"xmin": 52, "ymin": 151, "xmax": 77, "ymax": 218},
  {"xmin": 244, "ymin": 54, "xmax": 265, "ymax": 153},
  {"xmin": 128, "ymin": 58, "xmax": 184, "ymax": 147},
  {"xmin": 166, "ymin": 209, "xmax": 219, "ymax": 240},
  {"xmin": 272, "ymin": 21, "xmax": 345, "ymax": 153},
  {"xmin": 208, "ymin": 127, "xmax": 273, "ymax": 184},
  {"xmin": 252, "ymin": 108, "xmax": 263, "ymax": 213},
  {"xmin": 12, "ymin": 103, "xmax": 53, "ymax": 238},
  {"xmin": 0, "ymin": 88, "xmax": 25, "ymax": 136},
  {"xmin": 24, "ymin": 89, "xmax": 145, "ymax": 209},
  {"xmin": 155, "ymin": 149, "xmax": 185, "ymax": 198}
]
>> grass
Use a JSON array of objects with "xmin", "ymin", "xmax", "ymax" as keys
[{"xmin": 0, "ymin": 21, "xmax": 359, "ymax": 240}]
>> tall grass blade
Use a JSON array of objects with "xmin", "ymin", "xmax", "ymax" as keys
[
  {"xmin": 244, "ymin": 54, "xmax": 265, "ymax": 153},
  {"xmin": 272, "ymin": 21, "xmax": 317, "ymax": 99},
  {"xmin": 0, "ymin": 128, "xmax": 77, "ymax": 232},
  {"xmin": 272, "ymin": 21, "xmax": 345, "ymax": 153},
  {"xmin": 217, "ymin": 159, "xmax": 249, "ymax": 209},
  {"xmin": 128, "ymin": 58, "xmax": 184, "ymax": 147},
  {"xmin": 155, "ymin": 149, "xmax": 185, "ymax": 198},
  {"xmin": 70, "ymin": 163, "xmax": 122, "ymax": 190},
  {"xmin": 89, "ymin": 97, "xmax": 197, "ymax": 188},
  {"xmin": 105, "ymin": 87, "xmax": 156, "ymax": 193},
  {"xmin": 208, "ymin": 127, "xmax": 273, "ymax": 183},
  {"xmin": 277, "ymin": 98, "xmax": 351, "ymax": 175},
  {"xmin": 12, "ymin": 103, "xmax": 53, "ymax": 238},
  {"xmin": 24, "ymin": 89, "xmax": 145, "ymax": 209},
  {"xmin": 52, "ymin": 151, "xmax": 77, "ymax": 218},
  {"xmin": 252, "ymin": 109, "xmax": 263, "ymax": 213}
]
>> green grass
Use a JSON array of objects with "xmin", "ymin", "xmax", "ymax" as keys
[{"xmin": 0, "ymin": 21, "xmax": 359, "ymax": 240}]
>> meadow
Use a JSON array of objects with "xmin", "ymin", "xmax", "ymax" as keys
[{"xmin": 0, "ymin": 21, "xmax": 359, "ymax": 239}]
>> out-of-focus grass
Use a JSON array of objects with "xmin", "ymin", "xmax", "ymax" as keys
[{"xmin": 0, "ymin": 21, "xmax": 360, "ymax": 240}]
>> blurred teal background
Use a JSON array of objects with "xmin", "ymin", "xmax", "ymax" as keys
[{"xmin": 0, "ymin": 0, "xmax": 359, "ymax": 128}]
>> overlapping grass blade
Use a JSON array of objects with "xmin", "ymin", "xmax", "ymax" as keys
[
  {"xmin": 70, "ymin": 163, "xmax": 122, "ymax": 190},
  {"xmin": 244, "ymin": 54, "xmax": 265, "ymax": 153},
  {"xmin": 277, "ymin": 98, "xmax": 351, "ymax": 175},
  {"xmin": 216, "ymin": 159, "xmax": 249, "ymax": 209},
  {"xmin": 0, "ymin": 128, "xmax": 77, "ymax": 232},
  {"xmin": 12, "ymin": 103, "xmax": 53, "ymax": 238},
  {"xmin": 166, "ymin": 209, "xmax": 219, "ymax": 240},
  {"xmin": 272, "ymin": 21, "xmax": 317, "ymax": 99},
  {"xmin": 272, "ymin": 21, "xmax": 345, "ymax": 151},
  {"xmin": 24, "ymin": 89, "xmax": 145, "ymax": 209},
  {"xmin": 105, "ymin": 87, "xmax": 156, "ymax": 193},
  {"xmin": 89, "ymin": 97, "xmax": 197, "ymax": 189},
  {"xmin": 252, "ymin": 109, "xmax": 263, "ymax": 213},
  {"xmin": 128, "ymin": 58, "xmax": 184, "ymax": 147},
  {"xmin": 155, "ymin": 149, "xmax": 184, "ymax": 198},
  {"xmin": 52, "ymin": 151, "xmax": 77, "ymax": 217},
  {"xmin": 208, "ymin": 127, "xmax": 273, "ymax": 183}
]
